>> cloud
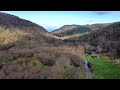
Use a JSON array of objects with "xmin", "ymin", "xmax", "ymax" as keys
[{"xmin": 92, "ymin": 11, "xmax": 111, "ymax": 15}]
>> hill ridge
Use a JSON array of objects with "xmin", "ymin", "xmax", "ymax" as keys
[{"xmin": 0, "ymin": 12, "xmax": 47, "ymax": 32}]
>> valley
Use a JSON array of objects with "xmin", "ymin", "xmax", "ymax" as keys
[{"xmin": 0, "ymin": 12, "xmax": 120, "ymax": 79}]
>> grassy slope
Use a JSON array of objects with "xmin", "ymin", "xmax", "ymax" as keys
[
  {"xmin": 60, "ymin": 32, "xmax": 90, "ymax": 40},
  {"xmin": 86, "ymin": 55, "xmax": 120, "ymax": 79},
  {"xmin": 0, "ymin": 28, "xmax": 30, "ymax": 44}
]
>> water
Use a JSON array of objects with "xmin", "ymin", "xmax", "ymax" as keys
[{"xmin": 84, "ymin": 55, "xmax": 92, "ymax": 79}]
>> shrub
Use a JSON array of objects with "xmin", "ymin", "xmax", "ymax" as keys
[
  {"xmin": 8, "ymin": 48, "xmax": 34, "ymax": 58},
  {"xmin": 0, "ymin": 59, "xmax": 41, "ymax": 79},
  {"xmin": 0, "ymin": 43, "xmax": 15, "ymax": 50},
  {"xmin": 40, "ymin": 58, "xmax": 55, "ymax": 66},
  {"xmin": 35, "ymin": 53, "xmax": 56, "ymax": 66},
  {"xmin": 39, "ymin": 66, "xmax": 63, "ymax": 79},
  {"xmin": 68, "ymin": 54, "xmax": 84, "ymax": 67},
  {"xmin": 0, "ymin": 45, "xmax": 87, "ymax": 79},
  {"xmin": 39, "ymin": 56, "xmax": 87, "ymax": 79},
  {"xmin": 87, "ymin": 61, "xmax": 94, "ymax": 72},
  {"xmin": 56, "ymin": 56, "xmax": 86, "ymax": 79},
  {"xmin": 0, "ymin": 51, "xmax": 17, "ymax": 64}
]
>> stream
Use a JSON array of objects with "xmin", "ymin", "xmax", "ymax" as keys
[{"xmin": 84, "ymin": 54, "xmax": 92, "ymax": 79}]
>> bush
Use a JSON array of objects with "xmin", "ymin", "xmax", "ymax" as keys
[
  {"xmin": 40, "ymin": 58, "xmax": 55, "ymax": 66},
  {"xmin": 56, "ymin": 56, "xmax": 86, "ymax": 79},
  {"xmin": 0, "ymin": 59, "xmax": 41, "ymax": 79},
  {"xmin": 39, "ymin": 56, "xmax": 87, "ymax": 79},
  {"xmin": 39, "ymin": 66, "xmax": 63, "ymax": 79},
  {"xmin": 87, "ymin": 61, "xmax": 94, "ymax": 72},
  {"xmin": 68, "ymin": 54, "xmax": 84, "ymax": 67},
  {"xmin": 0, "ymin": 45, "xmax": 87, "ymax": 79},
  {"xmin": 34, "ymin": 53, "xmax": 56, "ymax": 66},
  {"xmin": 0, "ymin": 52, "xmax": 17, "ymax": 64},
  {"xmin": 0, "ymin": 43, "xmax": 15, "ymax": 50},
  {"xmin": 8, "ymin": 48, "xmax": 34, "ymax": 58}
]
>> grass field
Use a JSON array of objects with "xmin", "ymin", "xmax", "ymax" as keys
[{"xmin": 86, "ymin": 55, "xmax": 120, "ymax": 79}]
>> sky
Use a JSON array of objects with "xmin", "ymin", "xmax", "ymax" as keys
[{"xmin": 1, "ymin": 11, "xmax": 120, "ymax": 32}]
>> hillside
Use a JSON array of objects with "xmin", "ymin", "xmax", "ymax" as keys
[
  {"xmin": 51, "ymin": 24, "xmax": 110, "ymax": 37},
  {"xmin": 0, "ymin": 12, "xmax": 47, "ymax": 32},
  {"xmin": 0, "ymin": 12, "xmax": 87, "ymax": 79},
  {"xmin": 83, "ymin": 23, "xmax": 111, "ymax": 31},
  {"xmin": 64, "ymin": 22, "xmax": 120, "ymax": 57},
  {"xmin": 1, "ymin": 12, "xmax": 119, "ymax": 79},
  {"xmin": 65, "ymin": 22, "xmax": 120, "ymax": 43},
  {"xmin": 0, "ymin": 12, "xmax": 59, "ymax": 47},
  {"xmin": 51, "ymin": 25, "xmax": 91, "ymax": 37}
]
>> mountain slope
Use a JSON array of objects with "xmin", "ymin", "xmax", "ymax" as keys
[
  {"xmin": 66, "ymin": 22, "xmax": 120, "ymax": 43},
  {"xmin": 0, "ymin": 12, "xmax": 57, "ymax": 47},
  {"xmin": 0, "ymin": 12, "xmax": 47, "ymax": 32},
  {"xmin": 51, "ymin": 25, "xmax": 91, "ymax": 37},
  {"xmin": 64, "ymin": 22, "xmax": 120, "ymax": 55},
  {"xmin": 51, "ymin": 24, "xmax": 110, "ymax": 37},
  {"xmin": 83, "ymin": 23, "xmax": 111, "ymax": 31},
  {"xmin": 0, "ymin": 12, "xmax": 87, "ymax": 79}
]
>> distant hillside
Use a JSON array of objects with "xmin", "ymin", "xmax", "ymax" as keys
[
  {"xmin": 66, "ymin": 22, "xmax": 120, "ymax": 43},
  {"xmin": 83, "ymin": 23, "xmax": 111, "ymax": 31},
  {"xmin": 51, "ymin": 24, "xmax": 110, "ymax": 37},
  {"xmin": 0, "ymin": 12, "xmax": 47, "ymax": 32},
  {"xmin": 64, "ymin": 22, "xmax": 120, "ymax": 55},
  {"xmin": 51, "ymin": 25, "xmax": 91, "ymax": 37}
]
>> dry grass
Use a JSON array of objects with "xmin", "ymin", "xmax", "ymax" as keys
[{"xmin": 0, "ymin": 28, "xmax": 30, "ymax": 45}]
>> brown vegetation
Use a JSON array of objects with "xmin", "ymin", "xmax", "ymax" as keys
[
  {"xmin": 0, "ymin": 12, "xmax": 89, "ymax": 79},
  {"xmin": 0, "ymin": 45, "xmax": 86, "ymax": 79},
  {"xmin": 64, "ymin": 22, "xmax": 120, "ymax": 57}
]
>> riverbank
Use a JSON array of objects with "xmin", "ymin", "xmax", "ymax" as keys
[{"xmin": 86, "ymin": 55, "xmax": 120, "ymax": 79}]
